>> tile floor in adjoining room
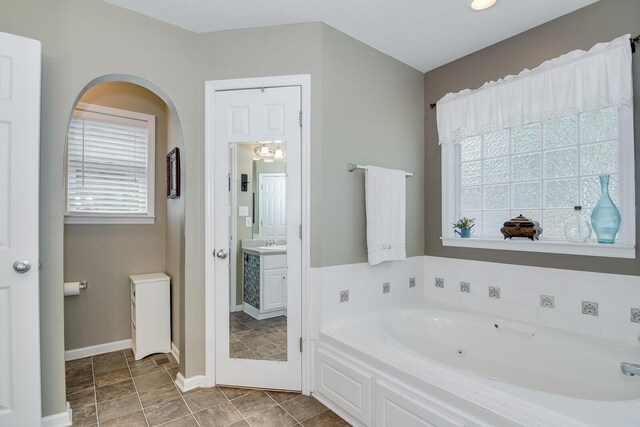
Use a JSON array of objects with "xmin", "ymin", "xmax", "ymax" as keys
[
  {"xmin": 229, "ymin": 312, "xmax": 287, "ymax": 361},
  {"xmin": 65, "ymin": 349, "xmax": 350, "ymax": 426}
]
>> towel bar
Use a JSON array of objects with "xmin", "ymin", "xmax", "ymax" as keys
[{"xmin": 346, "ymin": 163, "xmax": 413, "ymax": 177}]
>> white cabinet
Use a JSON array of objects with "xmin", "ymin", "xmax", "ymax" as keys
[
  {"xmin": 243, "ymin": 250, "xmax": 287, "ymax": 320},
  {"xmin": 130, "ymin": 273, "xmax": 171, "ymax": 360}
]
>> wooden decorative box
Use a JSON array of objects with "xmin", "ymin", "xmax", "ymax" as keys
[{"xmin": 500, "ymin": 214, "xmax": 543, "ymax": 241}]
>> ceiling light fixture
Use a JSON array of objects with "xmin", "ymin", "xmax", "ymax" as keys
[{"xmin": 470, "ymin": 0, "xmax": 496, "ymax": 11}]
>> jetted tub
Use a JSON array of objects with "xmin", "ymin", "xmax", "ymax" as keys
[{"xmin": 315, "ymin": 302, "xmax": 640, "ymax": 426}]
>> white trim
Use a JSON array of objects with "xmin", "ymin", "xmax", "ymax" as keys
[
  {"xmin": 243, "ymin": 302, "xmax": 286, "ymax": 320},
  {"xmin": 230, "ymin": 304, "xmax": 244, "ymax": 312},
  {"xmin": 312, "ymin": 392, "xmax": 363, "ymax": 427},
  {"xmin": 175, "ymin": 373, "xmax": 206, "ymax": 393},
  {"xmin": 441, "ymin": 237, "xmax": 635, "ymax": 258},
  {"xmin": 41, "ymin": 402, "xmax": 72, "ymax": 427},
  {"xmin": 171, "ymin": 342, "xmax": 180, "ymax": 364},
  {"xmin": 64, "ymin": 216, "xmax": 155, "ymax": 225},
  {"xmin": 64, "ymin": 339, "xmax": 131, "ymax": 361},
  {"xmin": 230, "ymin": 144, "xmax": 238, "ymax": 311},
  {"xmin": 205, "ymin": 74, "xmax": 312, "ymax": 393}
]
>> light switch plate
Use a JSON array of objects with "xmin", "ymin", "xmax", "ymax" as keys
[
  {"xmin": 245, "ymin": 217, "xmax": 252, "ymax": 227},
  {"xmin": 239, "ymin": 206, "xmax": 249, "ymax": 216}
]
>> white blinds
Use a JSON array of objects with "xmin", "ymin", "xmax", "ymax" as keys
[
  {"xmin": 436, "ymin": 35, "xmax": 634, "ymax": 145},
  {"xmin": 67, "ymin": 109, "xmax": 150, "ymax": 215}
]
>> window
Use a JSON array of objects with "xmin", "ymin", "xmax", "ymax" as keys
[
  {"xmin": 438, "ymin": 35, "xmax": 635, "ymax": 258},
  {"xmin": 65, "ymin": 103, "xmax": 156, "ymax": 224}
]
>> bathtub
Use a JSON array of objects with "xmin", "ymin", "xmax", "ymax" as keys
[{"xmin": 313, "ymin": 301, "xmax": 640, "ymax": 426}]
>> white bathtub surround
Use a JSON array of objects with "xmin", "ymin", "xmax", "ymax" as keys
[
  {"xmin": 309, "ymin": 256, "xmax": 424, "ymax": 339},
  {"xmin": 315, "ymin": 303, "xmax": 640, "ymax": 427},
  {"xmin": 424, "ymin": 256, "xmax": 640, "ymax": 345},
  {"xmin": 364, "ymin": 166, "xmax": 406, "ymax": 265}
]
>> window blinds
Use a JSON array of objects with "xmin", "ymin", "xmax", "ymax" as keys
[{"xmin": 67, "ymin": 110, "xmax": 150, "ymax": 215}]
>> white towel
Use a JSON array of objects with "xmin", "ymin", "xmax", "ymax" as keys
[{"xmin": 365, "ymin": 166, "xmax": 406, "ymax": 266}]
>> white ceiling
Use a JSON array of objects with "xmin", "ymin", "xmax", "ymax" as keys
[{"xmin": 100, "ymin": 0, "xmax": 598, "ymax": 72}]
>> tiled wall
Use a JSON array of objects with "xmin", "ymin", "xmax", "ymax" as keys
[
  {"xmin": 311, "ymin": 255, "xmax": 640, "ymax": 347},
  {"xmin": 310, "ymin": 256, "xmax": 425, "ymax": 339},
  {"xmin": 424, "ymin": 256, "xmax": 640, "ymax": 345}
]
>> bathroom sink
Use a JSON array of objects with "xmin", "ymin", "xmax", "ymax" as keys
[{"xmin": 256, "ymin": 245, "xmax": 287, "ymax": 250}]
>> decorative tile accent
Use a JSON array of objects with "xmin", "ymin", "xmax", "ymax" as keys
[
  {"xmin": 383, "ymin": 282, "xmax": 391, "ymax": 294},
  {"xmin": 582, "ymin": 301, "xmax": 599, "ymax": 316},
  {"xmin": 540, "ymin": 295, "xmax": 555, "ymax": 309},
  {"xmin": 459, "ymin": 282, "xmax": 470, "ymax": 293},
  {"xmin": 243, "ymin": 253, "xmax": 260, "ymax": 309},
  {"xmin": 339, "ymin": 290, "xmax": 349, "ymax": 303},
  {"xmin": 488, "ymin": 286, "xmax": 500, "ymax": 299},
  {"xmin": 435, "ymin": 277, "xmax": 444, "ymax": 288},
  {"xmin": 409, "ymin": 277, "xmax": 416, "ymax": 288},
  {"xmin": 631, "ymin": 308, "xmax": 640, "ymax": 323}
]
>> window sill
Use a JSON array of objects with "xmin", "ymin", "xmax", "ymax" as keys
[
  {"xmin": 65, "ymin": 216, "xmax": 155, "ymax": 225},
  {"xmin": 440, "ymin": 237, "xmax": 635, "ymax": 259}
]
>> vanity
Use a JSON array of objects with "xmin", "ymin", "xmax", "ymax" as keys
[{"xmin": 242, "ymin": 245, "xmax": 287, "ymax": 320}]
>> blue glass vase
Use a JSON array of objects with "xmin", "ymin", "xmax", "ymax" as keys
[{"xmin": 590, "ymin": 175, "xmax": 621, "ymax": 244}]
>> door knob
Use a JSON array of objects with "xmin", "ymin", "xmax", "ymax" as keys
[
  {"xmin": 216, "ymin": 249, "xmax": 228, "ymax": 259},
  {"xmin": 13, "ymin": 260, "xmax": 31, "ymax": 274}
]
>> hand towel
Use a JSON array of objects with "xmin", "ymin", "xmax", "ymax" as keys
[{"xmin": 365, "ymin": 166, "xmax": 406, "ymax": 265}]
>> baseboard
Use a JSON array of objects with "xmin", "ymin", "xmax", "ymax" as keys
[
  {"xmin": 41, "ymin": 401, "xmax": 72, "ymax": 427},
  {"xmin": 229, "ymin": 304, "xmax": 244, "ymax": 312},
  {"xmin": 244, "ymin": 303, "xmax": 285, "ymax": 320},
  {"xmin": 175, "ymin": 373, "xmax": 206, "ymax": 393},
  {"xmin": 171, "ymin": 342, "xmax": 180, "ymax": 364},
  {"xmin": 65, "ymin": 339, "xmax": 132, "ymax": 361}
]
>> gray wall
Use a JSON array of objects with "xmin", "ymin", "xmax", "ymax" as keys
[
  {"xmin": 320, "ymin": 25, "xmax": 425, "ymax": 266},
  {"xmin": 64, "ymin": 82, "xmax": 168, "ymax": 350},
  {"xmin": 424, "ymin": 0, "xmax": 640, "ymax": 275},
  {"xmin": 0, "ymin": 0, "xmax": 198, "ymax": 415}
]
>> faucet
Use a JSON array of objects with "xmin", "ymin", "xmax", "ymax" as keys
[
  {"xmin": 266, "ymin": 240, "xmax": 277, "ymax": 247},
  {"xmin": 621, "ymin": 362, "xmax": 640, "ymax": 376}
]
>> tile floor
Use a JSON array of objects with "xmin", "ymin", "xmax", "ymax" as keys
[
  {"xmin": 229, "ymin": 312, "xmax": 287, "ymax": 361},
  {"xmin": 65, "ymin": 349, "xmax": 350, "ymax": 426}
]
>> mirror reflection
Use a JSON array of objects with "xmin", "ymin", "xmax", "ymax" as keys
[{"xmin": 229, "ymin": 141, "xmax": 288, "ymax": 361}]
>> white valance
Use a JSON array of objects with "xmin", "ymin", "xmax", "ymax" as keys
[{"xmin": 436, "ymin": 35, "xmax": 633, "ymax": 145}]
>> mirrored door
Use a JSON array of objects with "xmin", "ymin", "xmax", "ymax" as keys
[{"xmin": 213, "ymin": 86, "xmax": 301, "ymax": 390}]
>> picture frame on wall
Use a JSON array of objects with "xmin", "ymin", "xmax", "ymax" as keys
[{"xmin": 167, "ymin": 147, "xmax": 180, "ymax": 199}]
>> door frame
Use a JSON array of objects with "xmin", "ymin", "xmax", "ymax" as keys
[
  {"xmin": 258, "ymin": 172, "xmax": 287, "ymax": 238},
  {"xmin": 204, "ymin": 75, "xmax": 311, "ymax": 393}
]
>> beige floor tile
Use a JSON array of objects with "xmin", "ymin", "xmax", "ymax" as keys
[
  {"xmin": 95, "ymin": 379, "xmax": 136, "ymax": 403},
  {"xmin": 166, "ymin": 366, "xmax": 180, "ymax": 381},
  {"xmin": 129, "ymin": 358, "xmax": 165, "ymax": 377},
  {"xmin": 280, "ymin": 395, "xmax": 327, "ymax": 422},
  {"xmin": 139, "ymin": 382, "xmax": 182, "ymax": 408},
  {"xmin": 134, "ymin": 370, "xmax": 172, "ymax": 392},
  {"xmin": 231, "ymin": 390, "xmax": 277, "ymax": 417},
  {"xmin": 193, "ymin": 401, "xmax": 243, "ymax": 427},
  {"xmin": 99, "ymin": 410, "xmax": 147, "ymax": 427},
  {"xmin": 67, "ymin": 388, "xmax": 95, "ymax": 410},
  {"xmin": 93, "ymin": 357, "xmax": 128, "ymax": 375},
  {"xmin": 92, "ymin": 351, "xmax": 125, "ymax": 364},
  {"xmin": 65, "ymin": 357, "xmax": 92, "ymax": 371},
  {"xmin": 157, "ymin": 415, "xmax": 199, "ymax": 427},
  {"xmin": 182, "ymin": 387, "xmax": 227, "ymax": 412},
  {"xmin": 226, "ymin": 420, "xmax": 250, "ymax": 427},
  {"xmin": 71, "ymin": 404, "xmax": 97, "ymax": 427},
  {"xmin": 265, "ymin": 390, "xmax": 300, "ymax": 404},
  {"xmin": 244, "ymin": 405, "xmax": 297, "ymax": 427},
  {"xmin": 97, "ymin": 393, "xmax": 141, "ymax": 422},
  {"xmin": 144, "ymin": 398, "xmax": 191, "ymax": 427},
  {"xmin": 301, "ymin": 410, "xmax": 351, "ymax": 426},
  {"xmin": 94, "ymin": 367, "xmax": 131, "ymax": 388},
  {"xmin": 218, "ymin": 386, "xmax": 255, "ymax": 400}
]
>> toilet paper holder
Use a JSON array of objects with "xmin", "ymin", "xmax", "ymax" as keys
[{"xmin": 79, "ymin": 281, "xmax": 88, "ymax": 290}]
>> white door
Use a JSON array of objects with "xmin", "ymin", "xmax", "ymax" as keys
[
  {"xmin": 0, "ymin": 32, "xmax": 42, "ymax": 427},
  {"xmin": 212, "ymin": 86, "xmax": 302, "ymax": 390},
  {"xmin": 259, "ymin": 174, "xmax": 286, "ymax": 237}
]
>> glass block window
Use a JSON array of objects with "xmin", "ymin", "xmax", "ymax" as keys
[{"xmin": 458, "ymin": 107, "xmax": 621, "ymax": 239}]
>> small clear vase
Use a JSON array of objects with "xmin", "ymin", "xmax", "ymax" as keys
[
  {"xmin": 590, "ymin": 175, "xmax": 621, "ymax": 244},
  {"xmin": 564, "ymin": 206, "xmax": 592, "ymax": 243}
]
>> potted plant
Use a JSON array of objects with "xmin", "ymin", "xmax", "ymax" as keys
[{"xmin": 452, "ymin": 217, "xmax": 475, "ymax": 238}]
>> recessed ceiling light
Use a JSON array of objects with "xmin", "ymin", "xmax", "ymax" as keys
[{"xmin": 470, "ymin": 0, "xmax": 496, "ymax": 11}]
